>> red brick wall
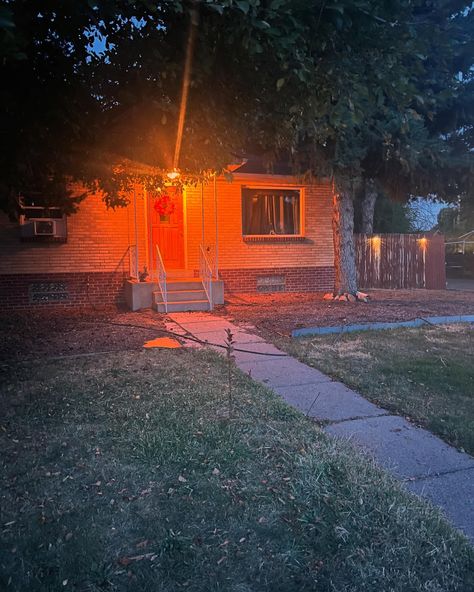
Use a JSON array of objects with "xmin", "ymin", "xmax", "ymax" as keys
[
  {"xmin": 0, "ymin": 272, "xmax": 126, "ymax": 310},
  {"xmin": 0, "ymin": 174, "xmax": 335, "ymax": 308},
  {"xmin": 220, "ymin": 266, "xmax": 335, "ymax": 293},
  {"xmin": 0, "ymin": 186, "xmax": 148, "ymax": 275},
  {"xmin": 184, "ymin": 174, "xmax": 335, "ymax": 272},
  {"xmin": 0, "ymin": 185, "xmax": 150, "ymax": 310}
]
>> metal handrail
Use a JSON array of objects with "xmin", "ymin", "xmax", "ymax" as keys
[
  {"xmin": 199, "ymin": 244, "xmax": 213, "ymax": 311},
  {"xmin": 156, "ymin": 245, "xmax": 168, "ymax": 313},
  {"xmin": 129, "ymin": 244, "xmax": 138, "ymax": 280},
  {"xmin": 201, "ymin": 243, "xmax": 219, "ymax": 279}
]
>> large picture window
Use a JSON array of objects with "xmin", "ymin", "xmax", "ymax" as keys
[{"xmin": 242, "ymin": 188, "xmax": 302, "ymax": 236}]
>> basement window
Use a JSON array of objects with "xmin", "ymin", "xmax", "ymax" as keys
[
  {"xmin": 256, "ymin": 275, "xmax": 286, "ymax": 293},
  {"xmin": 29, "ymin": 282, "xmax": 69, "ymax": 304},
  {"xmin": 242, "ymin": 188, "xmax": 302, "ymax": 236}
]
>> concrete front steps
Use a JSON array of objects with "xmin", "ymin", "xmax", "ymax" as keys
[
  {"xmin": 124, "ymin": 270, "xmax": 224, "ymax": 312},
  {"xmin": 153, "ymin": 273, "xmax": 211, "ymax": 312}
]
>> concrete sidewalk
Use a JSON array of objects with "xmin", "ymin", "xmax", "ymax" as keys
[{"xmin": 166, "ymin": 312, "xmax": 474, "ymax": 542}]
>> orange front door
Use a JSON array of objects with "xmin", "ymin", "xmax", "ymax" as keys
[{"xmin": 149, "ymin": 187, "xmax": 185, "ymax": 270}]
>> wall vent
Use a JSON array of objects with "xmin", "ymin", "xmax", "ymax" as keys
[
  {"xmin": 256, "ymin": 275, "xmax": 286, "ymax": 293},
  {"xmin": 29, "ymin": 282, "xmax": 69, "ymax": 304}
]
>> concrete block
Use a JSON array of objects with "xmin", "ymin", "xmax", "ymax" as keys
[
  {"xmin": 326, "ymin": 415, "xmax": 474, "ymax": 479},
  {"xmin": 124, "ymin": 280, "xmax": 158, "ymax": 311},
  {"xmin": 211, "ymin": 279, "xmax": 224, "ymax": 305},
  {"xmin": 406, "ymin": 468, "xmax": 474, "ymax": 542},
  {"xmin": 228, "ymin": 331, "xmax": 265, "ymax": 345},
  {"xmin": 275, "ymin": 382, "xmax": 386, "ymax": 422},
  {"xmin": 168, "ymin": 312, "xmax": 224, "ymax": 326},
  {"xmin": 233, "ymin": 341, "xmax": 287, "ymax": 364},
  {"xmin": 155, "ymin": 299, "xmax": 210, "ymax": 313},
  {"xmin": 237, "ymin": 357, "xmax": 332, "ymax": 388},
  {"xmin": 175, "ymin": 320, "xmax": 236, "ymax": 335},
  {"xmin": 193, "ymin": 330, "xmax": 264, "ymax": 347}
]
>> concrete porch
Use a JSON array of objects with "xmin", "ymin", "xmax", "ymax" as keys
[{"xmin": 124, "ymin": 270, "xmax": 224, "ymax": 312}]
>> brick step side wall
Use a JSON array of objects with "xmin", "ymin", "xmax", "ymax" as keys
[
  {"xmin": 0, "ymin": 272, "xmax": 126, "ymax": 310},
  {"xmin": 219, "ymin": 266, "xmax": 335, "ymax": 293}
]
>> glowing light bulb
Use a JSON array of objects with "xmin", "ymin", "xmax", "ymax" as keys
[{"xmin": 167, "ymin": 169, "xmax": 180, "ymax": 181}]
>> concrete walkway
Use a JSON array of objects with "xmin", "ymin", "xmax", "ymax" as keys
[{"xmin": 166, "ymin": 312, "xmax": 474, "ymax": 542}]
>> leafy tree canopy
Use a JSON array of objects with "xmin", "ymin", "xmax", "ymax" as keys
[
  {"xmin": 437, "ymin": 205, "xmax": 460, "ymax": 235},
  {"xmin": 438, "ymin": 196, "xmax": 474, "ymax": 235},
  {"xmin": 1, "ymin": 0, "xmax": 473, "ymax": 215},
  {"xmin": 354, "ymin": 190, "xmax": 413, "ymax": 234}
]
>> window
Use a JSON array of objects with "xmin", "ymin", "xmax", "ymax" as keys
[{"xmin": 242, "ymin": 188, "xmax": 302, "ymax": 236}]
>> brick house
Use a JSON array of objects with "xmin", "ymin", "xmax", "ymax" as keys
[{"xmin": 0, "ymin": 161, "xmax": 335, "ymax": 311}]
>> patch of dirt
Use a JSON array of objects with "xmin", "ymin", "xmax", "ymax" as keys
[
  {"xmin": 215, "ymin": 289, "xmax": 474, "ymax": 337},
  {"xmin": 330, "ymin": 338, "xmax": 374, "ymax": 359},
  {"xmin": 438, "ymin": 323, "xmax": 471, "ymax": 333},
  {"xmin": 0, "ymin": 307, "xmax": 167, "ymax": 362},
  {"xmin": 422, "ymin": 324, "xmax": 473, "ymax": 346}
]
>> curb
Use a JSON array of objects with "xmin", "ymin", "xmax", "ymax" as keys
[{"xmin": 291, "ymin": 315, "xmax": 474, "ymax": 337}]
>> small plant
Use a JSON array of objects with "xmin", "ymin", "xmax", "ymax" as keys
[
  {"xmin": 139, "ymin": 266, "xmax": 149, "ymax": 282},
  {"xmin": 224, "ymin": 328, "xmax": 235, "ymax": 415}
]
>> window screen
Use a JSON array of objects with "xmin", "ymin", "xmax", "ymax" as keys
[{"xmin": 242, "ymin": 188, "xmax": 301, "ymax": 235}]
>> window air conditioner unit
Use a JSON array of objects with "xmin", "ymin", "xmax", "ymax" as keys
[
  {"xmin": 34, "ymin": 219, "xmax": 56, "ymax": 236},
  {"xmin": 19, "ymin": 214, "xmax": 67, "ymax": 241}
]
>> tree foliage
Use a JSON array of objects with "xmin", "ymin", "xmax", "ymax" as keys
[
  {"xmin": 0, "ymin": 0, "xmax": 291, "ymax": 213},
  {"xmin": 1, "ymin": 0, "xmax": 473, "ymax": 219},
  {"xmin": 438, "ymin": 198, "xmax": 474, "ymax": 236},
  {"xmin": 437, "ymin": 206, "xmax": 460, "ymax": 235},
  {"xmin": 354, "ymin": 190, "xmax": 413, "ymax": 234}
]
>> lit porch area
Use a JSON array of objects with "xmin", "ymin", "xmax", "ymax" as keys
[{"xmin": 124, "ymin": 180, "xmax": 224, "ymax": 312}]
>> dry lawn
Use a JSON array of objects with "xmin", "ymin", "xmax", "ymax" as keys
[
  {"xmin": 281, "ymin": 323, "xmax": 474, "ymax": 454},
  {"xmin": 1, "ymin": 347, "xmax": 473, "ymax": 591}
]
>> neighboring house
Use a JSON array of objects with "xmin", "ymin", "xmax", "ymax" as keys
[{"xmin": 0, "ymin": 161, "xmax": 335, "ymax": 311}]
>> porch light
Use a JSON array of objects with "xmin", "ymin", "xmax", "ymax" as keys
[
  {"xmin": 167, "ymin": 169, "xmax": 180, "ymax": 181},
  {"xmin": 370, "ymin": 235, "xmax": 381, "ymax": 251},
  {"xmin": 418, "ymin": 237, "xmax": 428, "ymax": 250}
]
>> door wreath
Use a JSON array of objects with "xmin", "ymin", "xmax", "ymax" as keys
[{"xmin": 153, "ymin": 190, "xmax": 177, "ymax": 217}]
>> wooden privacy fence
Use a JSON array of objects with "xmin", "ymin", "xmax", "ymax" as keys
[{"xmin": 355, "ymin": 234, "xmax": 446, "ymax": 290}]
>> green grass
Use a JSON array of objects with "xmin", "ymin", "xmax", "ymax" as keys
[
  {"xmin": 281, "ymin": 323, "xmax": 474, "ymax": 454},
  {"xmin": 1, "ymin": 348, "xmax": 473, "ymax": 591}
]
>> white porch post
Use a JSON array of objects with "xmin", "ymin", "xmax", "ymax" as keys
[
  {"xmin": 213, "ymin": 175, "xmax": 219, "ymax": 278},
  {"xmin": 201, "ymin": 181, "xmax": 205, "ymax": 245},
  {"xmin": 143, "ymin": 186, "xmax": 150, "ymax": 276},
  {"xmin": 133, "ymin": 187, "xmax": 139, "ymax": 279}
]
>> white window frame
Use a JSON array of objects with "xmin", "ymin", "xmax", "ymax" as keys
[{"xmin": 241, "ymin": 185, "xmax": 305, "ymax": 238}]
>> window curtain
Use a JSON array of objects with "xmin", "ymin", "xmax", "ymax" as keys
[{"xmin": 242, "ymin": 189, "xmax": 300, "ymax": 235}]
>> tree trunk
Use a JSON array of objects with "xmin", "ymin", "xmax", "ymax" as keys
[
  {"xmin": 333, "ymin": 187, "xmax": 358, "ymax": 295},
  {"xmin": 361, "ymin": 178, "xmax": 377, "ymax": 234}
]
